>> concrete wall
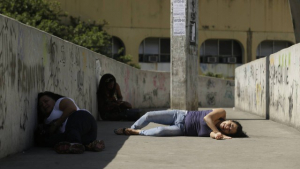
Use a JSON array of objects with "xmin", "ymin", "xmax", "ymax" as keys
[
  {"xmin": 269, "ymin": 44, "xmax": 300, "ymax": 129},
  {"xmin": 235, "ymin": 58, "xmax": 267, "ymax": 118},
  {"xmin": 235, "ymin": 43, "xmax": 300, "ymax": 131},
  {"xmin": 0, "ymin": 14, "xmax": 234, "ymax": 158},
  {"xmin": 198, "ymin": 76, "xmax": 234, "ymax": 108},
  {"xmin": 95, "ymin": 57, "xmax": 170, "ymax": 110},
  {"xmin": 0, "ymin": 14, "xmax": 169, "ymax": 159},
  {"xmin": 140, "ymin": 63, "xmax": 241, "ymax": 79},
  {"xmin": 0, "ymin": 15, "xmax": 98, "ymax": 158}
]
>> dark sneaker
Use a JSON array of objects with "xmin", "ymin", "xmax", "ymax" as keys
[
  {"xmin": 85, "ymin": 140, "xmax": 105, "ymax": 152},
  {"xmin": 54, "ymin": 142, "xmax": 85, "ymax": 154}
]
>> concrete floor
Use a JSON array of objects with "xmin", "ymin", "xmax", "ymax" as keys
[{"xmin": 1, "ymin": 108, "xmax": 300, "ymax": 169}]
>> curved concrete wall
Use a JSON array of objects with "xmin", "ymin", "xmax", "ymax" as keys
[
  {"xmin": 0, "ymin": 14, "xmax": 170, "ymax": 158},
  {"xmin": 0, "ymin": 14, "xmax": 233, "ymax": 158},
  {"xmin": 0, "ymin": 15, "xmax": 98, "ymax": 158}
]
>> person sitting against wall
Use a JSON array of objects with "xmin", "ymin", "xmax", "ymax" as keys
[
  {"xmin": 35, "ymin": 91, "xmax": 105, "ymax": 154},
  {"xmin": 114, "ymin": 108, "xmax": 248, "ymax": 139},
  {"xmin": 97, "ymin": 73, "xmax": 139, "ymax": 121}
]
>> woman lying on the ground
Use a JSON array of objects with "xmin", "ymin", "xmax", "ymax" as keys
[
  {"xmin": 114, "ymin": 108, "xmax": 248, "ymax": 140},
  {"xmin": 36, "ymin": 91, "xmax": 105, "ymax": 154}
]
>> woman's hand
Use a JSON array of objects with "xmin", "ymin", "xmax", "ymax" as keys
[
  {"xmin": 214, "ymin": 132, "xmax": 232, "ymax": 140},
  {"xmin": 48, "ymin": 120, "xmax": 61, "ymax": 134}
]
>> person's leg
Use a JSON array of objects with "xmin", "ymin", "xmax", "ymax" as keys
[
  {"xmin": 64, "ymin": 111, "xmax": 87, "ymax": 144},
  {"xmin": 64, "ymin": 110, "xmax": 100, "ymax": 143},
  {"xmin": 72, "ymin": 110, "xmax": 105, "ymax": 152},
  {"xmin": 80, "ymin": 112, "xmax": 98, "ymax": 145},
  {"xmin": 119, "ymin": 101, "xmax": 132, "ymax": 109},
  {"xmin": 131, "ymin": 109, "xmax": 186, "ymax": 129},
  {"xmin": 60, "ymin": 110, "xmax": 104, "ymax": 153},
  {"xmin": 140, "ymin": 125, "xmax": 183, "ymax": 136}
]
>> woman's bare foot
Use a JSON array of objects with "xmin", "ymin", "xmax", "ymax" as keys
[{"xmin": 114, "ymin": 128, "xmax": 141, "ymax": 135}]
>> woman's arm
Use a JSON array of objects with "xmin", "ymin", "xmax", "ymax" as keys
[
  {"xmin": 49, "ymin": 98, "xmax": 77, "ymax": 133},
  {"xmin": 204, "ymin": 109, "xmax": 228, "ymax": 140},
  {"xmin": 204, "ymin": 108, "xmax": 226, "ymax": 133},
  {"xmin": 115, "ymin": 83, "xmax": 123, "ymax": 101}
]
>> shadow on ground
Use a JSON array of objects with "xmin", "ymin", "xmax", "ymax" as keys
[
  {"xmin": 0, "ymin": 121, "xmax": 134, "ymax": 169},
  {"xmin": 0, "ymin": 108, "xmax": 167, "ymax": 169}
]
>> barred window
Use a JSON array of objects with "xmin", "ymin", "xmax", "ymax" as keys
[
  {"xmin": 139, "ymin": 38, "xmax": 170, "ymax": 63},
  {"xmin": 200, "ymin": 39, "xmax": 242, "ymax": 64}
]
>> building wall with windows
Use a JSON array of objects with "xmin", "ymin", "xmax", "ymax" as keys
[{"xmin": 49, "ymin": 0, "xmax": 295, "ymax": 78}]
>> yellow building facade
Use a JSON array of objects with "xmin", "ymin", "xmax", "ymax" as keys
[{"xmin": 49, "ymin": 0, "xmax": 295, "ymax": 78}]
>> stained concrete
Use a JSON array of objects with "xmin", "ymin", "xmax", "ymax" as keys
[{"xmin": 0, "ymin": 108, "xmax": 300, "ymax": 169}]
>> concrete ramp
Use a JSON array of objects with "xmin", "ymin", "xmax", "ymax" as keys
[{"xmin": 0, "ymin": 108, "xmax": 300, "ymax": 169}]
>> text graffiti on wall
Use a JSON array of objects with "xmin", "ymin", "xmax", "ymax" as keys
[
  {"xmin": 237, "ymin": 62, "xmax": 266, "ymax": 110},
  {"xmin": 269, "ymin": 53, "xmax": 291, "ymax": 115}
]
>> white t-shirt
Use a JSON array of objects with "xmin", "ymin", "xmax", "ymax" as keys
[{"xmin": 45, "ymin": 97, "xmax": 80, "ymax": 133}]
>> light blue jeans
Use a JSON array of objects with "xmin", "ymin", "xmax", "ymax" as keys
[{"xmin": 130, "ymin": 110, "xmax": 187, "ymax": 136}]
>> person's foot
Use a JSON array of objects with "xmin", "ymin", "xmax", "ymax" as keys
[
  {"xmin": 54, "ymin": 142, "xmax": 85, "ymax": 154},
  {"xmin": 85, "ymin": 140, "xmax": 105, "ymax": 152},
  {"xmin": 114, "ymin": 128, "xmax": 140, "ymax": 135}
]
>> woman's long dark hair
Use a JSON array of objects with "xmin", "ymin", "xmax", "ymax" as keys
[
  {"xmin": 37, "ymin": 91, "xmax": 64, "ymax": 124},
  {"xmin": 96, "ymin": 73, "xmax": 117, "ymax": 99},
  {"xmin": 230, "ymin": 120, "xmax": 248, "ymax": 138},
  {"xmin": 217, "ymin": 118, "xmax": 248, "ymax": 138}
]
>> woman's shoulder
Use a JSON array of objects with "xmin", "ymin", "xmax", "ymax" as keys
[{"xmin": 55, "ymin": 97, "xmax": 76, "ymax": 106}]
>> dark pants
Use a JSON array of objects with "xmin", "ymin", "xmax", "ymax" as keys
[
  {"xmin": 64, "ymin": 110, "xmax": 97, "ymax": 145},
  {"xmin": 41, "ymin": 110, "xmax": 97, "ymax": 147}
]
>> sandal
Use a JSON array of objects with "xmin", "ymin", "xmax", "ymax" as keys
[
  {"xmin": 114, "ymin": 128, "xmax": 130, "ymax": 135},
  {"xmin": 54, "ymin": 142, "xmax": 85, "ymax": 154},
  {"xmin": 85, "ymin": 140, "xmax": 105, "ymax": 152}
]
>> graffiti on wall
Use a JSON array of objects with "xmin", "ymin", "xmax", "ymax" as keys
[
  {"xmin": 206, "ymin": 92, "xmax": 216, "ymax": 105},
  {"xmin": 224, "ymin": 81, "xmax": 234, "ymax": 100},
  {"xmin": 206, "ymin": 79, "xmax": 215, "ymax": 89},
  {"xmin": 236, "ymin": 60, "xmax": 266, "ymax": 111},
  {"xmin": 153, "ymin": 74, "xmax": 166, "ymax": 91},
  {"xmin": 0, "ymin": 17, "xmax": 95, "ymax": 134},
  {"xmin": 269, "ymin": 53, "xmax": 292, "ymax": 118},
  {"xmin": 0, "ymin": 18, "xmax": 16, "ymax": 130}
]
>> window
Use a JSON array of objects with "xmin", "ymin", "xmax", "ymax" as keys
[
  {"xmin": 200, "ymin": 39, "xmax": 242, "ymax": 64},
  {"xmin": 256, "ymin": 41, "xmax": 293, "ymax": 59},
  {"xmin": 110, "ymin": 37, "xmax": 125, "ymax": 59},
  {"xmin": 139, "ymin": 38, "xmax": 170, "ymax": 63}
]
